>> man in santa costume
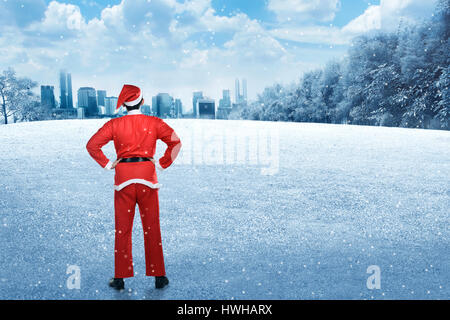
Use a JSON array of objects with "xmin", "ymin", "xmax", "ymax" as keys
[{"xmin": 86, "ymin": 84, "xmax": 182, "ymax": 290}]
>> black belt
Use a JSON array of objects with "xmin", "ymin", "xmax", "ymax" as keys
[{"xmin": 119, "ymin": 157, "xmax": 153, "ymax": 163}]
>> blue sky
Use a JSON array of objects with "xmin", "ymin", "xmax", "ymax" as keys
[
  {"xmin": 0, "ymin": 0, "xmax": 436, "ymax": 112},
  {"xmin": 43, "ymin": 0, "xmax": 379, "ymax": 25}
]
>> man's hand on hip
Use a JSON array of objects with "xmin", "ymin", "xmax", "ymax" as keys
[{"xmin": 111, "ymin": 158, "xmax": 123, "ymax": 169}]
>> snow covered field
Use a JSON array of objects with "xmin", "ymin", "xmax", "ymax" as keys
[{"xmin": 0, "ymin": 119, "xmax": 448, "ymax": 300}]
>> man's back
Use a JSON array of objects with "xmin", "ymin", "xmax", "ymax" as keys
[
  {"xmin": 108, "ymin": 114, "xmax": 161, "ymax": 159},
  {"xmin": 86, "ymin": 110, "xmax": 182, "ymax": 191}
]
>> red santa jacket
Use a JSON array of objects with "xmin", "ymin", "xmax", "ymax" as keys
[{"xmin": 86, "ymin": 109, "xmax": 182, "ymax": 191}]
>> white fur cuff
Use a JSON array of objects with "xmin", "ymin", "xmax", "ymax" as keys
[
  {"xmin": 104, "ymin": 160, "xmax": 113, "ymax": 170},
  {"xmin": 156, "ymin": 161, "xmax": 165, "ymax": 171}
]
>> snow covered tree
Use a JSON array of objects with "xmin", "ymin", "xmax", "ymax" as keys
[
  {"xmin": 431, "ymin": 0, "xmax": 449, "ymax": 129},
  {"xmin": 0, "ymin": 68, "xmax": 39, "ymax": 124},
  {"xmin": 239, "ymin": 0, "xmax": 448, "ymax": 130},
  {"xmin": 435, "ymin": 65, "xmax": 450, "ymax": 129},
  {"xmin": 321, "ymin": 60, "xmax": 345, "ymax": 123},
  {"xmin": 396, "ymin": 0, "xmax": 449, "ymax": 128},
  {"xmin": 18, "ymin": 99, "xmax": 51, "ymax": 122}
]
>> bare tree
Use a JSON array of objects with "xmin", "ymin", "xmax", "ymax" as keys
[{"xmin": 0, "ymin": 68, "xmax": 38, "ymax": 124}]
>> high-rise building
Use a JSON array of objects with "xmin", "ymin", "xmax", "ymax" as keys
[
  {"xmin": 152, "ymin": 96, "xmax": 157, "ymax": 115},
  {"xmin": 67, "ymin": 73, "xmax": 73, "ymax": 108},
  {"xmin": 242, "ymin": 78, "xmax": 247, "ymax": 102},
  {"xmin": 217, "ymin": 89, "xmax": 232, "ymax": 119},
  {"xmin": 77, "ymin": 87, "xmax": 97, "ymax": 117},
  {"xmin": 155, "ymin": 93, "xmax": 174, "ymax": 118},
  {"xmin": 59, "ymin": 70, "xmax": 74, "ymax": 109},
  {"xmin": 234, "ymin": 78, "xmax": 248, "ymax": 106},
  {"xmin": 192, "ymin": 91, "xmax": 203, "ymax": 118},
  {"xmin": 97, "ymin": 90, "xmax": 107, "ymax": 107},
  {"xmin": 104, "ymin": 96, "xmax": 118, "ymax": 115},
  {"xmin": 88, "ymin": 95, "xmax": 98, "ymax": 116},
  {"xmin": 59, "ymin": 71, "xmax": 67, "ymax": 109},
  {"xmin": 174, "ymin": 99, "xmax": 183, "ymax": 118},
  {"xmin": 235, "ymin": 79, "xmax": 240, "ymax": 104},
  {"xmin": 219, "ymin": 90, "xmax": 231, "ymax": 109},
  {"xmin": 197, "ymin": 98, "xmax": 215, "ymax": 119},
  {"xmin": 141, "ymin": 104, "xmax": 152, "ymax": 115},
  {"xmin": 41, "ymin": 85, "xmax": 56, "ymax": 110}
]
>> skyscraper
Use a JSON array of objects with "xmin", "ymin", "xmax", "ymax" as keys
[
  {"xmin": 97, "ymin": 90, "xmax": 107, "ymax": 107},
  {"xmin": 59, "ymin": 71, "xmax": 67, "ymax": 109},
  {"xmin": 242, "ymin": 78, "xmax": 247, "ymax": 103},
  {"xmin": 77, "ymin": 87, "xmax": 97, "ymax": 117},
  {"xmin": 174, "ymin": 98, "xmax": 183, "ymax": 118},
  {"xmin": 192, "ymin": 91, "xmax": 203, "ymax": 118},
  {"xmin": 141, "ymin": 104, "xmax": 152, "ymax": 115},
  {"xmin": 104, "ymin": 96, "xmax": 118, "ymax": 115},
  {"xmin": 219, "ymin": 90, "xmax": 231, "ymax": 108},
  {"xmin": 235, "ymin": 79, "xmax": 240, "ymax": 104},
  {"xmin": 88, "ymin": 96, "xmax": 98, "ymax": 116},
  {"xmin": 40, "ymin": 85, "xmax": 56, "ymax": 110},
  {"xmin": 59, "ymin": 70, "xmax": 74, "ymax": 109},
  {"xmin": 234, "ymin": 78, "xmax": 248, "ymax": 105},
  {"xmin": 197, "ymin": 98, "xmax": 215, "ymax": 119},
  {"xmin": 155, "ymin": 93, "xmax": 174, "ymax": 118},
  {"xmin": 152, "ymin": 96, "xmax": 157, "ymax": 115},
  {"xmin": 217, "ymin": 89, "xmax": 232, "ymax": 119},
  {"xmin": 67, "ymin": 73, "xmax": 73, "ymax": 108}
]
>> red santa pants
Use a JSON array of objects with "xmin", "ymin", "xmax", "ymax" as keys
[{"xmin": 113, "ymin": 183, "xmax": 166, "ymax": 278}]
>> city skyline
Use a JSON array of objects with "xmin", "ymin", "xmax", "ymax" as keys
[
  {"xmin": 46, "ymin": 73, "xmax": 248, "ymax": 115},
  {"xmin": 43, "ymin": 69, "xmax": 246, "ymax": 118}
]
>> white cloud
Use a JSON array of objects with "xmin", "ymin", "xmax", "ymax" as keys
[
  {"xmin": 223, "ymin": 21, "xmax": 287, "ymax": 63},
  {"xmin": 342, "ymin": 5, "xmax": 381, "ymax": 35},
  {"xmin": 101, "ymin": 2, "xmax": 125, "ymax": 28},
  {"xmin": 379, "ymin": 0, "xmax": 438, "ymax": 30},
  {"xmin": 175, "ymin": 0, "xmax": 210, "ymax": 16},
  {"xmin": 268, "ymin": 0, "xmax": 341, "ymax": 23},
  {"xmin": 179, "ymin": 48, "xmax": 209, "ymax": 69},
  {"xmin": 343, "ymin": 0, "xmax": 438, "ymax": 35},
  {"xmin": 270, "ymin": 25, "xmax": 352, "ymax": 45},
  {"xmin": 27, "ymin": 1, "xmax": 86, "ymax": 36},
  {"xmin": 270, "ymin": 0, "xmax": 438, "ymax": 45}
]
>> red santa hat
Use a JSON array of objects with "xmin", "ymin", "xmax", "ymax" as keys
[{"xmin": 115, "ymin": 84, "xmax": 143, "ymax": 114}]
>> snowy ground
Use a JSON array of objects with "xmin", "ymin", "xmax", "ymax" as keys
[{"xmin": 0, "ymin": 119, "xmax": 448, "ymax": 300}]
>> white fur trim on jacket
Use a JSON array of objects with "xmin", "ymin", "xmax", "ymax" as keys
[
  {"xmin": 156, "ymin": 160, "xmax": 165, "ymax": 171},
  {"xmin": 104, "ymin": 160, "xmax": 113, "ymax": 170},
  {"xmin": 114, "ymin": 179, "xmax": 162, "ymax": 191},
  {"xmin": 126, "ymin": 109, "xmax": 142, "ymax": 115}
]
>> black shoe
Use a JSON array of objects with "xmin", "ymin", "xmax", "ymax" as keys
[
  {"xmin": 109, "ymin": 278, "xmax": 124, "ymax": 290},
  {"xmin": 155, "ymin": 276, "xmax": 169, "ymax": 289}
]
